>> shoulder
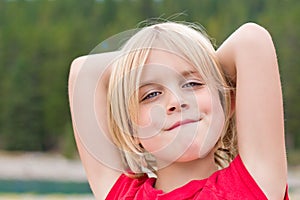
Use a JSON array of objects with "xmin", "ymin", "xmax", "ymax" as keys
[
  {"xmin": 106, "ymin": 174, "xmax": 152, "ymax": 200},
  {"xmin": 205, "ymin": 155, "xmax": 268, "ymax": 199},
  {"xmin": 205, "ymin": 155, "xmax": 289, "ymax": 200}
]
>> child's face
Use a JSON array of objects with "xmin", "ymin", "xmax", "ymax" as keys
[{"xmin": 135, "ymin": 49, "xmax": 225, "ymax": 165}]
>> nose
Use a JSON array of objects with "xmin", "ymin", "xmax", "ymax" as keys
[{"xmin": 167, "ymin": 93, "xmax": 189, "ymax": 114}]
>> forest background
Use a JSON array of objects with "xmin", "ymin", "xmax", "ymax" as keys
[{"xmin": 0, "ymin": 0, "xmax": 299, "ymax": 164}]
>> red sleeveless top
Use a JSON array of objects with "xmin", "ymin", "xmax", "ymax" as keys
[{"xmin": 106, "ymin": 155, "xmax": 289, "ymax": 199}]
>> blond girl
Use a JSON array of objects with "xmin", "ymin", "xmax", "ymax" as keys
[{"xmin": 69, "ymin": 22, "xmax": 288, "ymax": 199}]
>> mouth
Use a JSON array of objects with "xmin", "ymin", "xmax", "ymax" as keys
[{"xmin": 165, "ymin": 119, "xmax": 199, "ymax": 131}]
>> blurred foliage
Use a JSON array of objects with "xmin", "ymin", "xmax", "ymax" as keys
[{"xmin": 0, "ymin": 0, "xmax": 299, "ymax": 157}]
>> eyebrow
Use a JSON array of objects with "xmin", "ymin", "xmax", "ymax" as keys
[
  {"xmin": 181, "ymin": 70, "xmax": 198, "ymax": 77},
  {"xmin": 138, "ymin": 70, "xmax": 201, "ymax": 88},
  {"xmin": 139, "ymin": 82, "xmax": 157, "ymax": 89}
]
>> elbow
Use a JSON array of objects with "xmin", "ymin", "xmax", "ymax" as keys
[
  {"xmin": 69, "ymin": 56, "xmax": 87, "ymax": 79},
  {"xmin": 240, "ymin": 22, "xmax": 269, "ymax": 33},
  {"xmin": 68, "ymin": 56, "xmax": 87, "ymax": 104},
  {"xmin": 233, "ymin": 22, "xmax": 277, "ymax": 65},
  {"xmin": 68, "ymin": 56, "xmax": 87, "ymax": 90},
  {"xmin": 238, "ymin": 22, "xmax": 273, "ymax": 46}
]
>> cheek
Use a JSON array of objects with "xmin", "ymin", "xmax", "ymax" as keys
[
  {"xmin": 136, "ymin": 104, "xmax": 166, "ymax": 139},
  {"xmin": 195, "ymin": 88, "xmax": 213, "ymax": 113},
  {"xmin": 137, "ymin": 107, "xmax": 151, "ymax": 127},
  {"xmin": 139, "ymin": 135, "xmax": 163, "ymax": 154},
  {"xmin": 137, "ymin": 104, "xmax": 164, "ymax": 126},
  {"xmin": 198, "ymin": 90, "xmax": 225, "ymax": 157}
]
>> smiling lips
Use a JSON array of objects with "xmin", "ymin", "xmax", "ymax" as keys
[{"xmin": 165, "ymin": 119, "xmax": 199, "ymax": 131}]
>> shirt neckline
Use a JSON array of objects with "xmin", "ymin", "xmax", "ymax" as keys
[{"xmin": 143, "ymin": 176, "xmax": 208, "ymax": 198}]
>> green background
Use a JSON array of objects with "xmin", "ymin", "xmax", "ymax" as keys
[{"xmin": 0, "ymin": 0, "xmax": 299, "ymax": 164}]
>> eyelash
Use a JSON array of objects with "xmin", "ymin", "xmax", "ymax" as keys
[
  {"xmin": 140, "ymin": 81, "xmax": 204, "ymax": 102},
  {"xmin": 182, "ymin": 81, "xmax": 204, "ymax": 88},
  {"xmin": 141, "ymin": 91, "xmax": 162, "ymax": 101}
]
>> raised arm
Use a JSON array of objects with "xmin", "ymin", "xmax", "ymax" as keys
[
  {"xmin": 217, "ymin": 23, "xmax": 287, "ymax": 199},
  {"xmin": 68, "ymin": 52, "xmax": 122, "ymax": 199}
]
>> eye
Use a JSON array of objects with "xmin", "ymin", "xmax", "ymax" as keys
[
  {"xmin": 141, "ymin": 91, "xmax": 162, "ymax": 101},
  {"xmin": 182, "ymin": 81, "xmax": 204, "ymax": 88}
]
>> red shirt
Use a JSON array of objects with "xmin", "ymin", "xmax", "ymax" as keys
[{"xmin": 106, "ymin": 155, "xmax": 289, "ymax": 199}]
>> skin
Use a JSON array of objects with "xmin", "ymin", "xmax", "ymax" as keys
[
  {"xmin": 68, "ymin": 53, "xmax": 121, "ymax": 198},
  {"xmin": 216, "ymin": 23, "xmax": 287, "ymax": 199},
  {"xmin": 134, "ymin": 50, "xmax": 226, "ymax": 192},
  {"xmin": 68, "ymin": 23, "xmax": 287, "ymax": 200},
  {"xmin": 136, "ymin": 49, "xmax": 225, "ymax": 165}
]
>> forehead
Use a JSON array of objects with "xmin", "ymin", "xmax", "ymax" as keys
[
  {"xmin": 145, "ymin": 49, "xmax": 194, "ymax": 72},
  {"xmin": 138, "ymin": 49, "xmax": 200, "ymax": 86}
]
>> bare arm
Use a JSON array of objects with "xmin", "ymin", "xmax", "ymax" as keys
[
  {"xmin": 217, "ymin": 23, "xmax": 287, "ymax": 199},
  {"xmin": 68, "ymin": 53, "xmax": 122, "ymax": 199}
]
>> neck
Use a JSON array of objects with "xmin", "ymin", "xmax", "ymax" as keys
[{"xmin": 154, "ymin": 151, "xmax": 217, "ymax": 193}]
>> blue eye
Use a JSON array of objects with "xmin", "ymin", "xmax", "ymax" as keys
[
  {"xmin": 142, "ymin": 91, "xmax": 162, "ymax": 101},
  {"xmin": 183, "ymin": 82, "xmax": 204, "ymax": 88}
]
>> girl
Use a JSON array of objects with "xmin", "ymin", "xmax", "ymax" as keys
[{"xmin": 69, "ymin": 22, "xmax": 289, "ymax": 199}]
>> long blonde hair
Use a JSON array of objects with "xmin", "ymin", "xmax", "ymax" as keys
[{"xmin": 107, "ymin": 21, "xmax": 237, "ymax": 177}]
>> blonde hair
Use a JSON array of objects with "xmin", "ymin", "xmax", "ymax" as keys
[{"xmin": 107, "ymin": 21, "xmax": 237, "ymax": 177}]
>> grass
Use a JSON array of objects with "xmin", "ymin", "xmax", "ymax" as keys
[
  {"xmin": 0, "ymin": 194, "xmax": 94, "ymax": 200},
  {"xmin": 0, "ymin": 180, "xmax": 92, "ymax": 194}
]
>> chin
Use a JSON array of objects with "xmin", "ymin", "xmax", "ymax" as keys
[
  {"xmin": 176, "ymin": 144, "xmax": 214, "ymax": 162},
  {"xmin": 175, "ymin": 148, "xmax": 202, "ymax": 162},
  {"xmin": 175, "ymin": 155, "xmax": 200, "ymax": 163}
]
